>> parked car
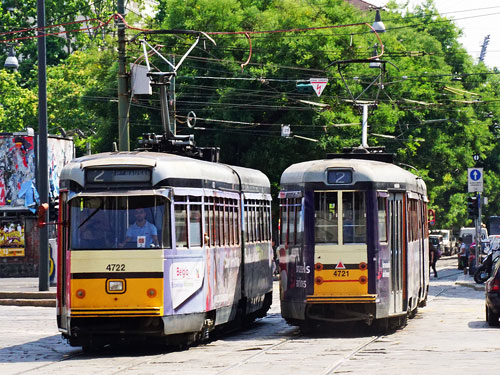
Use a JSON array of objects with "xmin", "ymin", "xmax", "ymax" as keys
[{"xmin": 485, "ymin": 257, "xmax": 500, "ymax": 326}]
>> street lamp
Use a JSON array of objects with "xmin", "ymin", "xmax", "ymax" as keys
[
  {"xmin": 4, "ymin": 45, "xmax": 18, "ymax": 70},
  {"xmin": 371, "ymin": 9, "xmax": 386, "ymax": 33}
]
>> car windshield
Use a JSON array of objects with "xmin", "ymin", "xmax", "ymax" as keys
[{"xmin": 69, "ymin": 195, "xmax": 171, "ymax": 250}]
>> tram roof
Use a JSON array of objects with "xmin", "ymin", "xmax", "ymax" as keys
[
  {"xmin": 60, "ymin": 151, "xmax": 270, "ymax": 193},
  {"xmin": 280, "ymin": 158, "xmax": 426, "ymax": 194}
]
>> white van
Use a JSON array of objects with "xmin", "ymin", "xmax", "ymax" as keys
[
  {"xmin": 459, "ymin": 227, "xmax": 488, "ymax": 243},
  {"xmin": 431, "ymin": 229, "xmax": 454, "ymax": 254}
]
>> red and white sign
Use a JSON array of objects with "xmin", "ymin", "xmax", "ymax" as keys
[
  {"xmin": 335, "ymin": 261, "xmax": 346, "ymax": 270},
  {"xmin": 310, "ymin": 78, "xmax": 328, "ymax": 97}
]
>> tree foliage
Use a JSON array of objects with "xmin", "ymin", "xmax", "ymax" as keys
[{"xmin": 2, "ymin": 0, "xmax": 500, "ymax": 233}]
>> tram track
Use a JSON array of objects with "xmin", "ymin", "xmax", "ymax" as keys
[
  {"xmin": 320, "ymin": 335, "xmax": 381, "ymax": 375},
  {"xmin": 12, "ymin": 350, "xmax": 84, "ymax": 375}
]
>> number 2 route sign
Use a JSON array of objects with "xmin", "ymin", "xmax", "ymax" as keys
[
  {"xmin": 468, "ymin": 167, "xmax": 483, "ymax": 193},
  {"xmin": 310, "ymin": 78, "xmax": 328, "ymax": 97}
]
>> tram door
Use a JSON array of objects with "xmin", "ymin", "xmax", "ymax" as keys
[
  {"xmin": 388, "ymin": 193, "xmax": 404, "ymax": 314},
  {"xmin": 57, "ymin": 192, "xmax": 70, "ymax": 331}
]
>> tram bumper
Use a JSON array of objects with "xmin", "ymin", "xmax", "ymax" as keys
[{"xmin": 305, "ymin": 295, "xmax": 377, "ymax": 324}]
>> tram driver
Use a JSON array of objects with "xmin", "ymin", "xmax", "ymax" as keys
[{"xmin": 120, "ymin": 208, "xmax": 159, "ymax": 248}]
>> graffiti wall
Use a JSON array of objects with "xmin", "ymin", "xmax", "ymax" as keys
[
  {"xmin": 0, "ymin": 134, "xmax": 74, "ymax": 211},
  {"xmin": 0, "ymin": 135, "xmax": 36, "ymax": 209},
  {"xmin": 48, "ymin": 136, "xmax": 74, "ymax": 201}
]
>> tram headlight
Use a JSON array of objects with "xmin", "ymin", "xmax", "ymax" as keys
[
  {"xmin": 106, "ymin": 279, "xmax": 126, "ymax": 294},
  {"xmin": 109, "ymin": 281, "xmax": 124, "ymax": 291}
]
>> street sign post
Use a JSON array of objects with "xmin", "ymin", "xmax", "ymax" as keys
[
  {"xmin": 468, "ymin": 167, "xmax": 483, "ymax": 193},
  {"xmin": 468, "ymin": 166, "xmax": 484, "ymax": 270}
]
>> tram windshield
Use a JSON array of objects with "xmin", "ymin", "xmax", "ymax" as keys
[
  {"xmin": 315, "ymin": 191, "xmax": 366, "ymax": 244},
  {"xmin": 69, "ymin": 195, "xmax": 170, "ymax": 250}
]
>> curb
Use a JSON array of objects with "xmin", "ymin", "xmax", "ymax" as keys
[
  {"xmin": 0, "ymin": 291, "xmax": 56, "ymax": 307},
  {"xmin": 0, "ymin": 299, "xmax": 56, "ymax": 307},
  {"xmin": 455, "ymin": 281, "xmax": 485, "ymax": 292}
]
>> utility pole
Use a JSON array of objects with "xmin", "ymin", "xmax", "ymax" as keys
[
  {"xmin": 117, "ymin": 0, "xmax": 129, "ymax": 151},
  {"xmin": 476, "ymin": 192, "xmax": 482, "ymax": 270},
  {"xmin": 37, "ymin": 0, "xmax": 49, "ymax": 291}
]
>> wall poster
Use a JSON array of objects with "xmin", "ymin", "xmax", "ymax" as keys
[{"xmin": 0, "ymin": 220, "xmax": 25, "ymax": 257}]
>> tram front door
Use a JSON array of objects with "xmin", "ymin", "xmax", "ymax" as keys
[{"xmin": 388, "ymin": 193, "xmax": 404, "ymax": 315}]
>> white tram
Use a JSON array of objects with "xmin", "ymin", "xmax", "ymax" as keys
[
  {"xmin": 56, "ymin": 151, "xmax": 273, "ymax": 348},
  {"xmin": 278, "ymin": 153, "xmax": 429, "ymax": 330}
]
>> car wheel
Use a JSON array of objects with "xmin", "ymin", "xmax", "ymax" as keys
[{"xmin": 487, "ymin": 306, "xmax": 500, "ymax": 326}]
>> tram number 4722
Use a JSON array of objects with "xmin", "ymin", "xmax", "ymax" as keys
[
  {"xmin": 333, "ymin": 270, "xmax": 350, "ymax": 277},
  {"xmin": 106, "ymin": 264, "xmax": 126, "ymax": 271}
]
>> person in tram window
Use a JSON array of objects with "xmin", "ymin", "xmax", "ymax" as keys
[{"xmin": 121, "ymin": 208, "xmax": 159, "ymax": 248}]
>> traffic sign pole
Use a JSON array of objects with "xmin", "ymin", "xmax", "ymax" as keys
[{"xmin": 475, "ymin": 192, "xmax": 481, "ymax": 271}]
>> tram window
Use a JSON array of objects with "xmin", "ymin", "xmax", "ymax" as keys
[
  {"xmin": 190, "ymin": 205, "xmax": 202, "ymax": 247},
  {"xmin": 289, "ymin": 204, "xmax": 296, "ymax": 244},
  {"xmin": 70, "ymin": 196, "xmax": 169, "ymax": 250},
  {"xmin": 230, "ymin": 203, "xmax": 235, "ymax": 245},
  {"xmin": 208, "ymin": 198, "xmax": 216, "ymax": 247},
  {"xmin": 295, "ymin": 199, "xmax": 303, "ymax": 244},
  {"xmin": 235, "ymin": 204, "xmax": 240, "ymax": 245},
  {"xmin": 378, "ymin": 197, "xmax": 387, "ymax": 243},
  {"xmin": 314, "ymin": 192, "xmax": 338, "ymax": 244},
  {"xmin": 224, "ymin": 202, "xmax": 229, "ymax": 245},
  {"xmin": 204, "ymin": 199, "xmax": 210, "ymax": 246},
  {"xmin": 264, "ymin": 205, "xmax": 268, "ymax": 241},
  {"xmin": 343, "ymin": 191, "xmax": 366, "ymax": 244},
  {"xmin": 256, "ymin": 205, "xmax": 261, "ymax": 241},
  {"xmin": 281, "ymin": 203, "xmax": 288, "ymax": 244},
  {"xmin": 215, "ymin": 199, "xmax": 221, "ymax": 246},
  {"xmin": 175, "ymin": 204, "xmax": 188, "ymax": 248}
]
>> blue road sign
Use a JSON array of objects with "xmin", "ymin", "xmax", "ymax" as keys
[
  {"xmin": 470, "ymin": 169, "xmax": 482, "ymax": 181},
  {"xmin": 468, "ymin": 167, "xmax": 483, "ymax": 193}
]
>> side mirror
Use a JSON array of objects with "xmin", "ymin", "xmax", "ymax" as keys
[{"xmin": 37, "ymin": 203, "xmax": 49, "ymax": 228}]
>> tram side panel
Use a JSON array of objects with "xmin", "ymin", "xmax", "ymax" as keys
[
  {"xmin": 278, "ymin": 192, "xmax": 313, "ymax": 322},
  {"xmin": 242, "ymin": 197, "xmax": 273, "ymax": 315}
]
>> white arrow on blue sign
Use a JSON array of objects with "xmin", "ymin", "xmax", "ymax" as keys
[{"xmin": 468, "ymin": 167, "xmax": 483, "ymax": 192}]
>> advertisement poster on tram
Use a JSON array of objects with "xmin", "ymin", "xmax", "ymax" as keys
[{"xmin": 0, "ymin": 220, "xmax": 25, "ymax": 257}]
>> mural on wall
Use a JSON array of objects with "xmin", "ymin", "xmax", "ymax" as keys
[
  {"xmin": 0, "ymin": 134, "xmax": 74, "ymax": 211},
  {"xmin": 48, "ymin": 136, "xmax": 74, "ymax": 201},
  {"xmin": 0, "ymin": 220, "xmax": 25, "ymax": 257},
  {"xmin": 0, "ymin": 135, "xmax": 36, "ymax": 210}
]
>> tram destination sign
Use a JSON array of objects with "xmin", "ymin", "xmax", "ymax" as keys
[{"xmin": 86, "ymin": 168, "xmax": 151, "ymax": 183}]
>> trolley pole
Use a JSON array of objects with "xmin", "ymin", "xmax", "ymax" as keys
[{"xmin": 117, "ymin": 0, "xmax": 129, "ymax": 151}]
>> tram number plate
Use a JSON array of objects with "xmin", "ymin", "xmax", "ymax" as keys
[
  {"xmin": 332, "ymin": 270, "xmax": 350, "ymax": 277},
  {"xmin": 106, "ymin": 264, "xmax": 125, "ymax": 271}
]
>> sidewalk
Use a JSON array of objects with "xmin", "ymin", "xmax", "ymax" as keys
[
  {"xmin": 455, "ymin": 273, "xmax": 485, "ymax": 292},
  {"xmin": 0, "ymin": 277, "xmax": 56, "ymax": 307}
]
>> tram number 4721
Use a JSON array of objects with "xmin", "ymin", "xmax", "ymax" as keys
[{"xmin": 333, "ymin": 270, "xmax": 350, "ymax": 277}]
